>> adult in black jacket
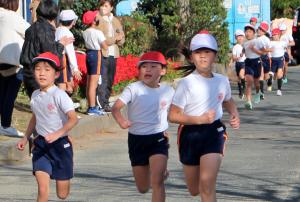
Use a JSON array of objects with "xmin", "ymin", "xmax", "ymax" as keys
[{"xmin": 20, "ymin": 0, "xmax": 73, "ymax": 98}]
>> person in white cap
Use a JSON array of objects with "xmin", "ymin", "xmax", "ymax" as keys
[
  {"xmin": 243, "ymin": 24, "xmax": 261, "ymax": 110},
  {"xmin": 55, "ymin": 9, "xmax": 82, "ymax": 96},
  {"xmin": 279, "ymin": 23, "xmax": 295, "ymax": 84},
  {"xmin": 168, "ymin": 30, "xmax": 240, "ymax": 201},
  {"xmin": 112, "ymin": 51, "xmax": 174, "ymax": 202},
  {"xmin": 232, "ymin": 29, "xmax": 246, "ymax": 99}
]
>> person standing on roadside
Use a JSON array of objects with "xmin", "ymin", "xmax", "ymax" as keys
[
  {"xmin": 95, "ymin": 0, "xmax": 125, "ymax": 112},
  {"xmin": 0, "ymin": 0, "xmax": 30, "ymax": 137}
]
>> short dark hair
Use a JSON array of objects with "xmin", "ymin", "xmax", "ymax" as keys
[
  {"xmin": 99, "ymin": 0, "xmax": 114, "ymax": 7},
  {"xmin": 36, "ymin": 0, "xmax": 59, "ymax": 21},
  {"xmin": 0, "ymin": 0, "xmax": 19, "ymax": 11},
  {"xmin": 60, "ymin": 20, "xmax": 73, "ymax": 27}
]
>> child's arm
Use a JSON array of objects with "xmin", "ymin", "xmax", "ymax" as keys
[
  {"xmin": 168, "ymin": 104, "xmax": 215, "ymax": 125},
  {"xmin": 44, "ymin": 110, "xmax": 78, "ymax": 143},
  {"xmin": 101, "ymin": 41, "xmax": 109, "ymax": 50},
  {"xmin": 223, "ymin": 98, "xmax": 240, "ymax": 129},
  {"xmin": 17, "ymin": 114, "xmax": 36, "ymax": 150},
  {"xmin": 111, "ymin": 99, "xmax": 131, "ymax": 129}
]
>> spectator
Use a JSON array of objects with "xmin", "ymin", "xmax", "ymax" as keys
[
  {"xmin": 0, "ymin": 0, "xmax": 30, "ymax": 137},
  {"xmin": 95, "ymin": 0, "xmax": 125, "ymax": 112},
  {"xmin": 20, "ymin": 0, "xmax": 74, "ymax": 98},
  {"xmin": 29, "ymin": 0, "xmax": 40, "ymax": 23}
]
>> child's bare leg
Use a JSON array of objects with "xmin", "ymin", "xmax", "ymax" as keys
[
  {"xmin": 56, "ymin": 180, "xmax": 70, "ymax": 200},
  {"xmin": 132, "ymin": 165, "xmax": 150, "ymax": 193},
  {"xmin": 245, "ymin": 75, "xmax": 253, "ymax": 101},
  {"xmin": 149, "ymin": 154, "xmax": 168, "ymax": 202},
  {"xmin": 87, "ymin": 75, "xmax": 100, "ymax": 107},
  {"xmin": 199, "ymin": 153, "xmax": 222, "ymax": 202},
  {"xmin": 35, "ymin": 171, "xmax": 50, "ymax": 202},
  {"xmin": 183, "ymin": 165, "xmax": 200, "ymax": 196}
]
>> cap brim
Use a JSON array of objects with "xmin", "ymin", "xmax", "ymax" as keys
[
  {"xmin": 137, "ymin": 60, "xmax": 166, "ymax": 67},
  {"xmin": 191, "ymin": 46, "xmax": 218, "ymax": 52},
  {"xmin": 32, "ymin": 57, "xmax": 60, "ymax": 70}
]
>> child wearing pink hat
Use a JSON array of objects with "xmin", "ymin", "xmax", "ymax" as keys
[
  {"xmin": 168, "ymin": 31, "xmax": 240, "ymax": 201},
  {"xmin": 112, "ymin": 51, "xmax": 174, "ymax": 201},
  {"xmin": 82, "ymin": 10, "xmax": 108, "ymax": 116}
]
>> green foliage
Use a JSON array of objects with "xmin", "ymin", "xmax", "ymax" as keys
[
  {"xmin": 119, "ymin": 14, "xmax": 157, "ymax": 56},
  {"xmin": 137, "ymin": 0, "xmax": 230, "ymax": 64},
  {"xmin": 271, "ymin": 0, "xmax": 299, "ymax": 19}
]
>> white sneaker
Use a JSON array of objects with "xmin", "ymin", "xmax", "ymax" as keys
[
  {"xmin": 0, "ymin": 126, "xmax": 24, "ymax": 137},
  {"xmin": 276, "ymin": 90, "xmax": 282, "ymax": 96}
]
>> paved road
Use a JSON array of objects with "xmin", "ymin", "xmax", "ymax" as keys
[{"xmin": 1, "ymin": 67, "xmax": 300, "ymax": 202}]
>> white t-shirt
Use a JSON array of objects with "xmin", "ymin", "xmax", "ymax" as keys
[
  {"xmin": 83, "ymin": 27, "xmax": 106, "ymax": 50},
  {"xmin": 31, "ymin": 85, "xmax": 74, "ymax": 137},
  {"xmin": 232, "ymin": 44, "xmax": 246, "ymax": 62},
  {"xmin": 270, "ymin": 41, "xmax": 287, "ymax": 58},
  {"xmin": 280, "ymin": 34, "xmax": 294, "ymax": 48},
  {"xmin": 256, "ymin": 35, "xmax": 271, "ymax": 51},
  {"xmin": 243, "ymin": 39, "xmax": 260, "ymax": 59},
  {"xmin": 118, "ymin": 81, "xmax": 174, "ymax": 135},
  {"xmin": 55, "ymin": 26, "xmax": 78, "ymax": 71},
  {"xmin": 172, "ymin": 71, "xmax": 231, "ymax": 121}
]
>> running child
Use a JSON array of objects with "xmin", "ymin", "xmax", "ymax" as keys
[
  {"xmin": 243, "ymin": 24, "xmax": 261, "ymax": 110},
  {"xmin": 269, "ymin": 28, "xmax": 287, "ymax": 96},
  {"xmin": 168, "ymin": 31, "xmax": 240, "ymax": 201},
  {"xmin": 112, "ymin": 51, "xmax": 174, "ymax": 202},
  {"xmin": 17, "ymin": 52, "xmax": 78, "ymax": 202},
  {"xmin": 82, "ymin": 10, "xmax": 108, "ymax": 116},
  {"xmin": 55, "ymin": 9, "xmax": 82, "ymax": 95},
  {"xmin": 232, "ymin": 29, "xmax": 246, "ymax": 99},
  {"xmin": 279, "ymin": 23, "xmax": 295, "ymax": 83}
]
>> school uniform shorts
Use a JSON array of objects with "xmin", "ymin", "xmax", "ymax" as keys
[
  {"xmin": 56, "ymin": 54, "xmax": 72, "ymax": 83},
  {"xmin": 128, "ymin": 132, "xmax": 169, "ymax": 167},
  {"xmin": 32, "ymin": 135, "xmax": 73, "ymax": 180},
  {"xmin": 261, "ymin": 54, "xmax": 271, "ymax": 74},
  {"xmin": 86, "ymin": 50, "xmax": 102, "ymax": 75},
  {"xmin": 245, "ymin": 58, "xmax": 261, "ymax": 79},
  {"xmin": 235, "ymin": 61, "xmax": 245, "ymax": 76},
  {"xmin": 178, "ymin": 120, "xmax": 227, "ymax": 166},
  {"xmin": 271, "ymin": 57, "xmax": 284, "ymax": 73}
]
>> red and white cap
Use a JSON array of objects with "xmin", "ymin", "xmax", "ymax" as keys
[
  {"xmin": 244, "ymin": 23, "xmax": 256, "ymax": 31},
  {"xmin": 272, "ymin": 28, "xmax": 281, "ymax": 36},
  {"xmin": 190, "ymin": 30, "xmax": 218, "ymax": 52},
  {"xmin": 32, "ymin": 52, "xmax": 61, "ymax": 70},
  {"xmin": 82, "ymin": 10, "xmax": 99, "ymax": 25},
  {"xmin": 235, "ymin": 29, "xmax": 245, "ymax": 37},
  {"xmin": 250, "ymin": 17, "xmax": 258, "ymax": 22},
  {"xmin": 137, "ymin": 51, "xmax": 167, "ymax": 67},
  {"xmin": 259, "ymin": 21, "xmax": 269, "ymax": 32},
  {"xmin": 59, "ymin": 9, "xmax": 78, "ymax": 21}
]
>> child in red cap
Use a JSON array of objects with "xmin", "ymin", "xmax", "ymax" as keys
[
  {"xmin": 250, "ymin": 17, "xmax": 258, "ymax": 27},
  {"xmin": 168, "ymin": 31, "xmax": 240, "ymax": 201},
  {"xmin": 17, "ymin": 52, "xmax": 78, "ymax": 201},
  {"xmin": 82, "ymin": 10, "xmax": 108, "ymax": 116},
  {"xmin": 112, "ymin": 51, "xmax": 174, "ymax": 201}
]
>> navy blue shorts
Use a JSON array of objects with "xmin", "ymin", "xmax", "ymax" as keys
[
  {"xmin": 245, "ymin": 58, "xmax": 261, "ymax": 78},
  {"xmin": 32, "ymin": 135, "xmax": 73, "ymax": 180},
  {"xmin": 178, "ymin": 120, "xmax": 227, "ymax": 166},
  {"xmin": 284, "ymin": 52, "xmax": 289, "ymax": 62},
  {"xmin": 271, "ymin": 57, "xmax": 284, "ymax": 73},
  {"xmin": 261, "ymin": 55, "xmax": 271, "ymax": 73},
  {"xmin": 128, "ymin": 132, "xmax": 169, "ymax": 167},
  {"xmin": 86, "ymin": 50, "xmax": 102, "ymax": 75},
  {"xmin": 235, "ymin": 62, "xmax": 245, "ymax": 76},
  {"xmin": 56, "ymin": 54, "xmax": 72, "ymax": 83}
]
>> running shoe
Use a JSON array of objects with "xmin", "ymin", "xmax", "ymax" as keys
[
  {"xmin": 260, "ymin": 93, "xmax": 265, "ymax": 100},
  {"xmin": 239, "ymin": 93, "xmax": 245, "ymax": 100},
  {"xmin": 254, "ymin": 93, "xmax": 261, "ymax": 104},
  {"xmin": 276, "ymin": 90, "xmax": 282, "ymax": 96},
  {"xmin": 87, "ymin": 107, "xmax": 105, "ymax": 116},
  {"xmin": 267, "ymin": 86, "xmax": 272, "ymax": 92},
  {"xmin": 0, "ymin": 126, "xmax": 24, "ymax": 137},
  {"xmin": 244, "ymin": 101, "xmax": 253, "ymax": 110}
]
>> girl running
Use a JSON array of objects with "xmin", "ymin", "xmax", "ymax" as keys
[
  {"xmin": 168, "ymin": 31, "xmax": 240, "ymax": 201},
  {"xmin": 112, "ymin": 51, "xmax": 174, "ymax": 202}
]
